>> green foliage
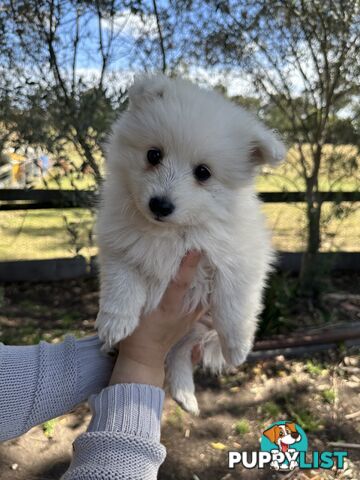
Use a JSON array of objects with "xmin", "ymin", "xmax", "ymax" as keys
[
  {"xmin": 0, "ymin": 0, "xmax": 359, "ymax": 294},
  {"xmin": 322, "ymin": 389, "xmax": 336, "ymax": 404},
  {"xmin": 234, "ymin": 419, "xmax": 250, "ymax": 435},
  {"xmin": 60, "ymin": 312, "xmax": 81, "ymax": 329},
  {"xmin": 325, "ymin": 116, "xmax": 359, "ymax": 145},
  {"xmin": 0, "ymin": 0, "xmax": 128, "ymax": 185},
  {"xmin": 287, "ymin": 408, "xmax": 322, "ymax": 433},
  {"xmin": 305, "ymin": 360, "xmax": 327, "ymax": 377},
  {"xmin": 166, "ymin": 405, "xmax": 185, "ymax": 430},
  {"xmin": 42, "ymin": 418, "xmax": 59, "ymax": 438},
  {"xmin": 262, "ymin": 401, "xmax": 281, "ymax": 419},
  {"xmin": 179, "ymin": 0, "xmax": 360, "ymax": 291},
  {"xmin": 258, "ymin": 273, "xmax": 299, "ymax": 337}
]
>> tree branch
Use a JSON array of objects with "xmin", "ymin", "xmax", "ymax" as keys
[{"xmin": 152, "ymin": 0, "xmax": 167, "ymax": 73}]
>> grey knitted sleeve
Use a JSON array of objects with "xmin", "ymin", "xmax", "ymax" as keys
[
  {"xmin": 0, "ymin": 338, "xmax": 167, "ymax": 479},
  {"xmin": 0, "ymin": 336, "xmax": 114, "ymax": 441},
  {"xmin": 62, "ymin": 384, "xmax": 167, "ymax": 480}
]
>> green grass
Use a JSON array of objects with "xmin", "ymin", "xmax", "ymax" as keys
[
  {"xmin": 256, "ymin": 144, "xmax": 359, "ymax": 192},
  {"xmin": 0, "ymin": 209, "xmax": 96, "ymax": 260},
  {"xmin": 234, "ymin": 419, "xmax": 250, "ymax": 435},
  {"xmin": 305, "ymin": 360, "xmax": 327, "ymax": 377},
  {"xmin": 166, "ymin": 405, "xmax": 185, "ymax": 430},
  {"xmin": 1, "ymin": 201, "xmax": 358, "ymax": 261},
  {"xmin": 287, "ymin": 407, "xmax": 323, "ymax": 433},
  {"xmin": 42, "ymin": 418, "xmax": 59, "ymax": 438},
  {"xmin": 0, "ymin": 143, "xmax": 358, "ymax": 261},
  {"xmin": 322, "ymin": 388, "xmax": 336, "ymax": 404},
  {"xmin": 262, "ymin": 401, "xmax": 281, "ymax": 419},
  {"xmin": 36, "ymin": 172, "xmax": 97, "ymax": 190}
]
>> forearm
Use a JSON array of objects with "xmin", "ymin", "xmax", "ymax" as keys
[
  {"xmin": 0, "ymin": 336, "xmax": 114, "ymax": 441},
  {"xmin": 62, "ymin": 384, "xmax": 166, "ymax": 480}
]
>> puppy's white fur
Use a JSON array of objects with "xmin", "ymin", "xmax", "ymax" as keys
[{"xmin": 96, "ymin": 75, "xmax": 286, "ymax": 414}]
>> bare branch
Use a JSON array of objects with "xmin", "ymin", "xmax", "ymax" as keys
[
  {"xmin": 71, "ymin": 6, "xmax": 80, "ymax": 95},
  {"xmin": 152, "ymin": 0, "xmax": 167, "ymax": 73}
]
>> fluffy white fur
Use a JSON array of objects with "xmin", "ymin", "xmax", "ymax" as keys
[{"xmin": 95, "ymin": 74, "xmax": 286, "ymax": 414}]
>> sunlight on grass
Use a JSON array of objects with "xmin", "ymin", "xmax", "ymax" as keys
[
  {"xmin": 0, "ymin": 143, "xmax": 358, "ymax": 261},
  {"xmin": 0, "ymin": 202, "xmax": 358, "ymax": 260},
  {"xmin": 256, "ymin": 144, "xmax": 359, "ymax": 192},
  {"xmin": 0, "ymin": 209, "xmax": 96, "ymax": 260},
  {"xmin": 234, "ymin": 419, "xmax": 250, "ymax": 435}
]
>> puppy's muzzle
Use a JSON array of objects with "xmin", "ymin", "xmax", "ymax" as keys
[{"xmin": 149, "ymin": 196, "xmax": 175, "ymax": 218}]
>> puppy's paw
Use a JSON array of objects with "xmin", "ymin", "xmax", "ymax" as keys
[
  {"xmin": 172, "ymin": 389, "xmax": 199, "ymax": 416},
  {"xmin": 96, "ymin": 310, "xmax": 139, "ymax": 349},
  {"xmin": 222, "ymin": 342, "xmax": 252, "ymax": 367}
]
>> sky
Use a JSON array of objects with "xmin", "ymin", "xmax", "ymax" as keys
[
  {"xmin": 44, "ymin": 0, "xmax": 354, "ymax": 119},
  {"xmin": 53, "ymin": 4, "xmax": 256, "ymax": 97}
]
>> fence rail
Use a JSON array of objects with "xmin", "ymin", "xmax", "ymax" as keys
[
  {"xmin": 0, "ymin": 188, "xmax": 359, "ymax": 280},
  {"xmin": 0, "ymin": 189, "xmax": 359, "ymax": 211}
]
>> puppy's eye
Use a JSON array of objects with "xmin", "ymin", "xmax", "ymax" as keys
[
  {"xmin": 194, "ymin": 164, "xmax": 211, "ymax": 182},
  {"xmin": 147, "ymin": 148, "xmax": 162, "ymax": 166},
  {"xmin": 279, "ymin": 431, "xmax": 284, "ymax": 437}
]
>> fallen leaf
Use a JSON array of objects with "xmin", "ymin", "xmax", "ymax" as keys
[{"xmin": 210, "ymin": 442, "xmax": 227, "ymax": 450}]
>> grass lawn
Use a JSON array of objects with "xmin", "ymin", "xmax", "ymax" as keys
[
  {"xmin": 0, "ymin": 209, "xmax": 96, "ymax": 261},
  {"xmin": 0, "ymin": 144, "xmax": 359, "ymax": 261},
  {"xmin": 1, "ymin": 201, "xmax": 358, "ymax": 261}
]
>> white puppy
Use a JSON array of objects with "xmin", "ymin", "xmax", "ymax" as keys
[{"xmin": 96, "ymin": 75, "xmax": 285, "ymax": 414}]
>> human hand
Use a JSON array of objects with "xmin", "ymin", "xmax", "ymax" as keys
[{"xmin": 109, "ymin": 251, "xmax": 205, "ymax": 388}]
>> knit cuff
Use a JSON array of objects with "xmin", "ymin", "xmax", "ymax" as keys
[
  {"xmin": 75, "ymin": 336, "xmax": 115, "ymax": 403},
  {"xmin": 87, "ymin": 384, "xmax": 165, "ymax": 442}
]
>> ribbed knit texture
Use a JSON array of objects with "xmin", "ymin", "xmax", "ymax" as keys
[
  {"xmin": 63, "ymin": 384, "xmax": 166, "ymax": 480},
  {"xmin": 0, "ymin": 337, "xmax": 167, "ymax": 479},
  {"xmin": 88, "ymin": 384, "xmax": 164, "ymax": 440},
  {"xmin": 0, "ymin": 336, "xmax": 113, "ymax": 441}
]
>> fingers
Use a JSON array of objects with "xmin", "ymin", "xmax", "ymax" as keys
[
  {"xmin": 191, "ymin": 344, "xmax": 202, "ymax": 365},
  {"xmin": 192, "ymin": 303, "xmax": 208, "ymax": 323},
  {"xmin": 161, "ymin": 250, "xmax": 201, "ymax": 309}
]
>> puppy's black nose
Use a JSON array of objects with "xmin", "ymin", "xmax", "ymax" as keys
[
  {"xmin": 149, "ymin": 196, "xmax": 175, "ymax": 217},
  {"xmin": 291, "ymin": 432, "xmax": 299, "ymax": 439}
]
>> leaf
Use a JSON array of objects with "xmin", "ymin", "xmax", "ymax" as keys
[
  {"xmin": 210, "ymin": 442, "xmax": 227, "ymax": 450},
  {"xmin": 229, "ymin": 386, "xmax": 240, "ymax": 393}
]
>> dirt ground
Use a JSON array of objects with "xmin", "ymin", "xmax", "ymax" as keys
[{"xmin": 0, "ymin": 275, "xmax": 359, "ymax": 480}]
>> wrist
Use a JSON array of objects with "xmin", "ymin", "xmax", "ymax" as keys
[{"xmin": 109, "ymin": 350, "xmax": 165, "ymax": 388}]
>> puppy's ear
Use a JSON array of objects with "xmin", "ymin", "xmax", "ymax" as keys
[
  {"xmin": 286, "ymin": 422, "xmax": 297, "ymax": 432},
  {"xmin": 128, "ymin": 74, "xmax": 170, "ymax": 109},
  {"xmin": 249, "ymin": 122, "xmax": 286, "ymax": 167},
  {"xmin": 263, "ymin": 425, "xmax": 278, "ymax": 443}
]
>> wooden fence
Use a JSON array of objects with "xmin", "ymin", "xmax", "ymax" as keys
[
  {"xmin": 0, "ymin": 189, "xmax": 359, "ymax": 281},
  {"xmin": 1, "ymin": 189, "xmax": 359, "ymax": 210}
]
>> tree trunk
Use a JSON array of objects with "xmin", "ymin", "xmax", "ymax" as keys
[
  {"xmin": 300, "ymin": 200, "xmax": 322, "ymax": 292},
  {"xmin": 300, "ymin": 146, "xmax": 323, "ymax": 294}
]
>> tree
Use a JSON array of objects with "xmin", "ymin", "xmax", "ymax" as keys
[
  {"xmin": 0, "ymin": 0, "xmax": 131, "ymax": 185},
  {"xmin": 179, "ymin": 0, "xmax": 360, "ymax": 290}
]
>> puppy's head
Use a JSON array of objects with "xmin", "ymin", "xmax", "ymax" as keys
[
  {"xmin": 106, "ymin": 74, "xmax": 286, "ymax": 227},
  {"xmin": 263, "ymin": 423, "xmax": 301, "ymax": 452}
]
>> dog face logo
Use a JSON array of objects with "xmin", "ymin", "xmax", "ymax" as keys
[
  {"xmin": 263, "ymin": 422, "xmax": 301, "ymax": 453},
  {"xmin": 260, "ymin": 421, "xmax": 307, "ymax": 471}
]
